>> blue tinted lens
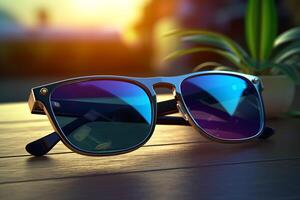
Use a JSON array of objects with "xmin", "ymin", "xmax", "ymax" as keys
[
  {"xmin": 181, "ymin": 74, "xmax": 263, "ymax": 140},
  {"xmin": 50, "ymin": 80, "xmax": 153, "ymax": 154}
]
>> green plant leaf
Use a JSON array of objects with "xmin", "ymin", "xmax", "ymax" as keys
[
  {"xmin": 192, "ymin": 62, "xmax": 224, "ymax": 72},
  {"xmin": 214, "ymin": 66, "xmax": 236, "ymax": 71},
  {"xmin": 255, "ymin": 60, "xmax": 273, "ymax": 72},
  {"xmin": 287, "ymin": 110, "xmax": 300, "ymax": 118},
  {"xmin": 181, "ymin": 34, "xmax": 248, "ymax": 57},
  {"xmin": 272, "ymin": 41, "xmax": 300, "ymax": 63},
  {"xmin": 192, "ymin": 62, "xmax": 237, "ymax": 72},
  {"xmin": 274, "ymin": 27, "xmax": 300, "ymax": 47},
  {"xmin": 164, "ymin": 47, "xmax": 242, "ymax": 68},
  {"xmin": 246, "ymin": 0, "xmax": 277, "ymax": 62},
  {"xmin": 166, "ymin": 30, "xmax": 250, "ymax": 65},
  {"xmin": 285, "ymin": 56, "xmax": 300, "ymax": 68},
  {"xmin": 273, "ymin": 63, "xmax": 300, "ymax": 83},
  {"xmin": 246, "ymin": 0, "xmax": 258, "ymax": 60},
  {"xmin": 182, "ymin": 35, "xmax": 232, "ymax": 51}
]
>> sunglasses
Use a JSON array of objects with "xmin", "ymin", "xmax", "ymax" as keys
[{"xmin": 26, "ymin": 71, "xmax": 274, "ymax": 156}]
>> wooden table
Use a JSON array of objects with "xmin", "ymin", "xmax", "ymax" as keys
[{"xmin": 0, "ymin": 102, "xmax": 300, "ymax": 200}]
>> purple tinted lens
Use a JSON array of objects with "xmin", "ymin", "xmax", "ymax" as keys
[
  {"xmin": 181, "ymin": 74, "xmax": 263, "ymax": 140},
  {"xmin": 50, "ymin": 80, "xmax": 153, "ymax": 154}
]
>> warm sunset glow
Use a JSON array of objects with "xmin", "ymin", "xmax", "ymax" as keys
[
  {"xmin": 73, "ymin": 0, "xmax": 103, "ymax": 11},
  {"xmin": 0, "ymin": 0, "xmax": 149, "ymax": 42},
  {"xmin": 67, "ymin": 0, "xmax": 148, "ymax": 28},
  {"xmin": 69, "ymin": 0, "xmax": 149, "ymax": 42}
]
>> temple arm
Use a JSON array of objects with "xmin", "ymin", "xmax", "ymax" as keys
[{"xmin": 26, "ymin": 99, "xmax": 274, "ymax": 156}]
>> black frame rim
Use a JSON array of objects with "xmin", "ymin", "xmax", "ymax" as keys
[{"xmin": 31, "ymin": 71, "xmax": 266, "ymax": 156}]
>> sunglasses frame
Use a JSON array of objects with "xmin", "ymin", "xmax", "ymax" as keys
[{"xmin": 28, "ymin": 71, "xmax": 266, "ymax": 156}]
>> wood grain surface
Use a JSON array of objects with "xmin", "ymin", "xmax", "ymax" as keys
[{"xmin": 0, "ymin": 102, "xmax": 300, "ymax": 200}]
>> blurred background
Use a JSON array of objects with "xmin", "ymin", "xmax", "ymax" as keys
[{"xmin": 0, "ymin": 0, "xmax": 299, "ymax": 102}]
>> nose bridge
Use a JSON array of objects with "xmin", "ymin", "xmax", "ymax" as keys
[
  {"xmin": 152, "ymin": 76, "xmax": 181, "ymax": 91},
  {"xmin": 153, "ymin": 82, "xmax": 176, "ymax": 91}
]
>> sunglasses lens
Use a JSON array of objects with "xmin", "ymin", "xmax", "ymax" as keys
[
  {"xmin": 50, "ymin": 80, "xmax": 153, "ymax": 154},
  {"xmin": 181, "ymin": 74, "xmax": 263, "ymax": 140}
]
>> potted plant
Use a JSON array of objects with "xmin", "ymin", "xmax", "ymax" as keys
[{"xmin": 165, "ymin": 0, "xmax": 300, "ymax": 118}]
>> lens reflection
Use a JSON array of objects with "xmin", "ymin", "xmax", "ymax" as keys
[
  {"xmin": 50, "ymin": 80, "xmax": 153, "ymax": 154},
  {"xmin": 181, "ymin": 74, "xmax": 262, "ymax": 140}
]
